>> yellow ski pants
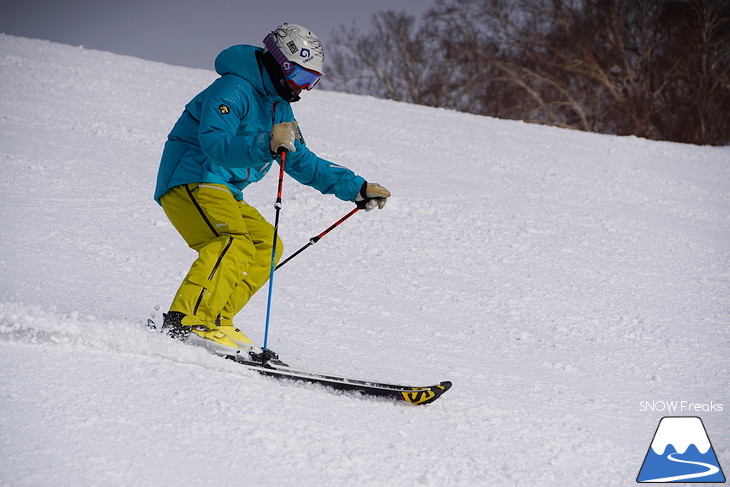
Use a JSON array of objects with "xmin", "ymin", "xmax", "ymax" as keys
[{"xmin": 160, "ymin": 183, "xmax": 283, "ymax": 328}]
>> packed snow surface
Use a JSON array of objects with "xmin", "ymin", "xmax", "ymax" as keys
[{"xmin": 1, "ymin": 34, "xmax": 728, "ymax": 486}]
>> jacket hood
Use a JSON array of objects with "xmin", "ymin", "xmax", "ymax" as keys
[{"xmin": 214, "ymin": 44, "xmax": 277, "ymax": 98}]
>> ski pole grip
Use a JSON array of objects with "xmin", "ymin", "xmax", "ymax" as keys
[{"xmin": 275, "ymin": 150, "xmax": 286, "ymax": 207}]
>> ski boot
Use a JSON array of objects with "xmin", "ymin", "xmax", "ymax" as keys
[
  {"xmin": 214, "ymin": 318, "xmax": 254, "ymax": 349},
  {"xmin": 160, "ymin": 311, "xmax": 190, "ymax": 340},
  {"xmin": 162, "ymin": 312, "xmax": 241, "ymax": 357},
  {"xmin": 162, "ymin": 312, "xmax": 286, "ymax": 364}
]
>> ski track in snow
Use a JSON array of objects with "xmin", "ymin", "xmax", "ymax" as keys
[
  {"xmin": 1, "ymin": 34, "xmax": 729, "ymax": 486},
  {"xmin": 648, "ymin": 453, "xmax": 720, "ymax": 482}
]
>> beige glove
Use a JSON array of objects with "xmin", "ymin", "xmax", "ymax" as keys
[
  {"xmin": 270, "ymin": 121, "xmax": 299, "ymax": 154},
  {"xmin": 356, "ymin": 182, "xmax": 391, "ymax": 211}
]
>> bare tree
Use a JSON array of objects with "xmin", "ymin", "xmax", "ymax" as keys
[
  {"xmin": 324, "ymin": 11, "xmax": 452, "ymax": 107},
  {"xmin": 665, "ymin": 0, "xmax": 730, "ymax": 145},
  {"xmin": 326, "ymin": 0, "xmax": 730, "ymax": 145}
]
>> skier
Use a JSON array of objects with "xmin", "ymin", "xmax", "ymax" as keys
[{"xmin": 154, "ymin": 23, "xmax": 390, "ymax": 360}]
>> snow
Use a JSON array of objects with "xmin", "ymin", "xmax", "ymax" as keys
[
  {"xmin": 650, "ymin": 417, "xmax": 711, "ymax": 455},
  {"xmin": 1, "ymin": 33, "xmax": 729, "ymax": 486}
]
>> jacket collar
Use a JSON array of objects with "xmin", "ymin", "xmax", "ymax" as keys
[{"xmin": 258, "ymin": 51, "xmax": 300, "ymax": 103}]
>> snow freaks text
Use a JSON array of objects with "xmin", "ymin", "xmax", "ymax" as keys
[{"xmin": 639, "ymin": 401, "xmax": 724, "ymax": 413}]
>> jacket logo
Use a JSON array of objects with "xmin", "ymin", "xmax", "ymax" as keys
[{"xmin": 219, "ymin": 104, "xmax": 230, "ymax": 115}]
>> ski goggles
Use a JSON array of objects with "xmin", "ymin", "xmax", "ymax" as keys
[
  {"xmin": 264, "ymin": 33, "xmax": 322, "ymax": 90},
  {"xmin": 285, "ymin": 63, "xmax": 321, "ymax": 90}
]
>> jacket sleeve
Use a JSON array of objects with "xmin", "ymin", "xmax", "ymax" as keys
[
  {"xmin": 197, "ymin": 78, "xmax": 272, "ymax": 169},
  {"xmin": 283, "ymin": 134, "xmax": 366, "ymax": 203}
]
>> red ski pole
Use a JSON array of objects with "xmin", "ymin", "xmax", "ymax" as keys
[{"xmin": 275, "ymin": 207, "xmax": 360, "ymax": 270}]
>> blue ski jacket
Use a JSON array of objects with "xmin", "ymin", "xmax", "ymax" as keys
[{"xmin": 154, "ymin": 44, "xmax": 365, "ymax": 204}]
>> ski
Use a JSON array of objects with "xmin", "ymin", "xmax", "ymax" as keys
[
  {"xmin": 147, "ymin": 319, "xmax": 451, "ymax": 404},
  {"xmin": 227, "ymin": 355, "xmax": 452, "ymax": 405}
]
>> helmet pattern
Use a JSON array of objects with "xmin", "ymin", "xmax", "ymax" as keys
[{"xmin": 266, "ymin": 23, "xmax": 325, "ymax": 75}]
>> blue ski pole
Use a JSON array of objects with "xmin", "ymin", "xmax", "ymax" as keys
[{"xmin": 262, "ymin": 150, "xmax": 287, "ymax": 358}]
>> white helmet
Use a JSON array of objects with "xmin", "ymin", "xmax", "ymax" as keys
[{"xmin": 263, "ymin": 23, "xmax": 325, "ymax": 76}]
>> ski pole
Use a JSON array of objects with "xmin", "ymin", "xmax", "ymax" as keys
[
  {"xmin": 276, "ymin": 207, "xmax": 360, "ymax": 270},
  {"xmin": 263, "ymin": 150, "xmax": 287, "ymax": 355}
]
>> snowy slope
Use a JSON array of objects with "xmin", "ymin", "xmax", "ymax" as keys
[{"xmin": 1, "ymin": 33, "xmax": 728, "ymax": 486}]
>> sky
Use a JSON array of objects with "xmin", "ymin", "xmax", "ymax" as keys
[{"xmin": 0, "ymin": 0, "xmax": 433, "ymax": 70}]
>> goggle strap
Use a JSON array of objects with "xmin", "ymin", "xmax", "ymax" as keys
[{"xmin": 263, "ymin": 33, "xmax": 292, "ymax": 74}]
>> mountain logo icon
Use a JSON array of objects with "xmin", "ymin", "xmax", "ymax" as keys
[{"xmin": 637, "ymin": 416, "xmax": 726, "ymax": 483}]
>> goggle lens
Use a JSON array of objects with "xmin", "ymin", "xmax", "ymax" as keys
[{"xmin": 286, "ymin": 64, "xmax": 321, "ymax": 90}]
